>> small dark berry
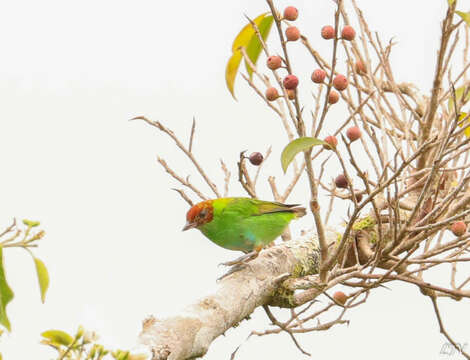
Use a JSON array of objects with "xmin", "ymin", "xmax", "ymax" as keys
[
  {"xmin": 335, "ymin": 174, "xmax": 349, "ymax": 189},
  {"xmin": 249, "ymin": 152, "xmax": 264, "ymax": 166}
]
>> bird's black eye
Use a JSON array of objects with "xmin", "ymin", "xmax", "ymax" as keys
[{"xmin": 199, "ymin": 208, "xmax": 208, "ymax": 218}]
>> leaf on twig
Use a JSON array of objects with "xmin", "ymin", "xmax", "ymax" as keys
[
  {"xmin": 448, "ymin": 0, "xmax": 455, "ymax": 6},
  {"xmin": 41, "ymin": 329, "xmax": 74, "ymax": 346},
  {"xmin": 225, "ymin": 13, "xmax": 273, "ymax": 99},
  {"xmin": 244, "ymin": 15, "xmax": 274, "ymax": 78},
  {"xmin": 456, "ymin": 11, "xmax": 470, "ymax": 26},
  {"xmin": 34, "ymin": 257, "xmax": 49, "ymax": 303},
  {"xmin": 281, "ymin": 137, "xmax": 327, "ymax": 173},
  {"xmin": 0, "ymin": 247, "xmax": 13, "ymax": 332},
  {"xmin": 458, "ymin": 112, "xmax": 470, "ymax": 138},
  {"xmin": 225, "ymin": 51, "xmax": 243, "ymax": 99},
  {"xmin": 448, "ymin": 86, "xmax": 470, "ymax": 111}
]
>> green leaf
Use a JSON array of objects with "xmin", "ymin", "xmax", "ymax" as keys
[
  {"xmin": 456, "ymin": 11, "xmax": 470, "ymax": 26},
  {"xmin": 225, "ymin": 13, "xmax": 271, "ymax": 98},
  {"xmin": 33, "ymin": 257, "xmax": 49, "ymax": 303},
  {"xmin": 41, "ymin": 330, "xmax": 74, "ymax": 347},
  {"xmin": 281, "ymin": 137, "xmax": 328, "ymax": 173},
  {"xmin": 22, "ymin": 219, "xmax": 40, "ymax": 227},
  {"xmin": 448, "ymin": 86, "xmax": 470, "ymax": 111},
  {"xmin": 0, "ymin": 247, "xmax": 14, "ymax": 332},
  {"xmin": 244, "ymin": 15, "xmax": 274, "ymax": 78}
]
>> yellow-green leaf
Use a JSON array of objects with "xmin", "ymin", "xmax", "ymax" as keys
[
  {"xmin": 226, "ymin": 13, "xmax": 271, "ymax": 98},
  {"xmin": 448, "ymin": 86, "xmax": 470, "ymax": 111},
  {"xmin": 244, "ymin": 15, "xmax": 274, "ymax": 78},
  {"xmin": 448, "ymin": 0, "xmax": 455, "ymax": 6},
  {"xmin": 0, "ymin": 247, "xmax": 13, "ymax": 332},
  {"xmin": 457, "ymin": 112, "xmax": 470, "ymax": 137},
  {"xmin": 456, "ymin": 11, "xmax": 470, "ymax": 26},
  {"xmin": 281, "ymin": 137, "xmax": 328, "ymax": 173},
  {"xmin": 225, "ymin": 51, "xmax": 243, "ymax": 99},
  {"xmin": 22, "ymin": 219, "xmax": 40, "ymax": 227},
  {"xmin": 231, "ymin": 13, "xmax": 267, "ymax": 52},
  {"xmin": 41, "ymin": 330, "xmax": 74, "ymax": 346},
  {"xmin": 34, "ymin": 257, "xmax": 49, "ymax": 303}
]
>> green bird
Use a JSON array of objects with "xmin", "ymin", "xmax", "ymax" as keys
[{"xmin": 183, "ymin": 197, "xmax": 306, "ymax": 264}]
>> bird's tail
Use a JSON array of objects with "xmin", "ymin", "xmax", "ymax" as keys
[{"xmin": 291, "ymin": 206, "xmax": 307, "ymax": 218}]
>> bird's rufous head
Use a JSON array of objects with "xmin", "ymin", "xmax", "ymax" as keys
[{"xmin": 182, "ymin": 200, "xmax": 214, "ymax": 231}]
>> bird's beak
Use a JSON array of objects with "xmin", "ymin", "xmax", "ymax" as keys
[{"xmin": 182, "ymin": 221, "xmax": 197, "ymax": 231}]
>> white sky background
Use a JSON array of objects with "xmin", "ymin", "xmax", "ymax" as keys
[{"xmin": 1, "ymin": 0, "xmax": 470, "ymax": 359}]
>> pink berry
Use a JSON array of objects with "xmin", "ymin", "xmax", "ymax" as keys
[
  {"xmin": 311, "ymin": 69, "xmax": 326, "ymax": 83},
  {"xmin": 321, "ymin": 25, "xmax": 335, "ymax": 40},
  {"xmin": 451, "ymin": 221, "xmax": 467, "ymax": 236},
  {"xmin": 267, "ymin": 55, "xmax": 282, "ymax": 70},
  {"xmin": 265, "ymin": 87, "xmax": 279, "ymax": 101},
  {"xmin": 324, "ymin": 135, "xmax": 338, "ymax": 150},
  {"xmin": 283, "ymin": 6, "xmax": 298, "ymax": 21},
  {"xmin": 283, "ymin": 74, "xmax": 299, "ymax": 90},
  {"xmin": 333, "ymin": 291, "xmax": 348, "ymax": 305},
  {"xmin": 355, "ymin": 60, "xmax": 366, "ymax": 75},
  {"xmin": 335, "ymin": 174, "xmax": 349, "ymax": 189},
  {"xmin": 285, "ymin": 26, "xmax": 300, "ymax": 41},
  {"xmin": 341, "ymin": 25, "xmax": 356, "ymax": 41},
  {"xmin": 328, "ymin": 90, "xmax": 339, "ymax": 104},
  {"xmin": 286, "ymin": 89, "xmax": 296, "ymax": 100},
  {"xmin": 346, "ymin": 126, "xmax": 361, "ymax": 142},
  {"xmin": 333, "ymin": 74, "xmax": 348, "ymax": 91}
]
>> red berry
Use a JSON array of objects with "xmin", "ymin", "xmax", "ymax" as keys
[
  {"xmin": 285, "ymin": 26, "xmax": 300, "ymax": 41},
  {"xmin": 311, "ymin": 69, "xmax": 326, "ymax": 83},
  {"xmin": 346, "ymin": 126, "xmax": 361, "ymax": 142},
  {"xmin": 249, "ymin": 152, "xmax": 264, "ymax": 166},
  {"xmin": 283, "ymin": 6, "xmax": 298, "ymax": 21},
  {"xmin": 451, "ymin": 221, "xmax": 467, "ymax": 237},
  {"xmin": 355, "ymin": 60, "xmax": 366, "ymax": 75},
  {"xmin": 286, "ymin": 89, "xmax": 296, "ymax": 100},
  {"xmin": 283, "ymin": 74, "xmax": 299, "ymax": 90},
  {"xmin": 267, "ymin": 55, "xmax": 282, "ymax": 70},
  {"xmin": 323, "ymin": 135, "xmax": 338, "ymax": 150},
  {"xmin": 335, "ymin": 174, "xmax": 349, "ymax": 189},
  {"xmin": 341, "ymin": 25, "xmax": 356, "ymax": 41},
  {"xmin": 333, "ymin": 291, "xmax": 348, "ymax": 305},
  {"xmin": 265, "ymin": 87, "xmax": 279, "ymax": 101},
  {"xmin": 328, "ymin": 90, "xmax": 339, "ymax": 104},
  {"xmin": 321, "ymin": 25, "xmax": 335, "ymax": 40},
  {"xmin": 352, "ymin": 191, "xmax": 363, "ymax": 203},
  {"xmin": 333, "ymin": 74, "xmax": 348, "ymax": 91}
]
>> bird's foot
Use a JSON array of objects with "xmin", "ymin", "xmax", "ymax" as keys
[{"xmin": 219, "ymin": 250, "xmax": 259, "ymax": 267}]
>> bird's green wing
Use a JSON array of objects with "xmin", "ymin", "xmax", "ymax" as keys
[
  {"xmin": 222, "ymin": 198, "xmax": 303, "ymax": 217},
  {"xmin": 251, "ymin": 199, "xmax": 301, "ymax": 215}
]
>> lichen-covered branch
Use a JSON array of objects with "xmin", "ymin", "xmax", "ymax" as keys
[{"xmin": 138, "ymin": 230, "xmax": 335, "ymax": 360}]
